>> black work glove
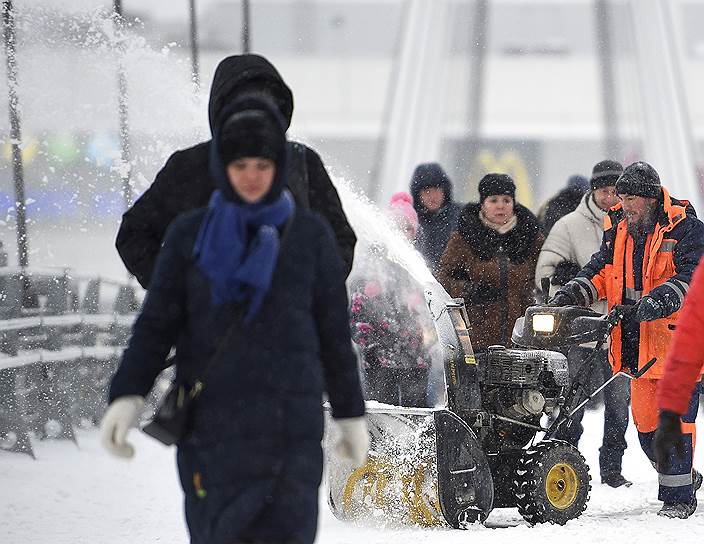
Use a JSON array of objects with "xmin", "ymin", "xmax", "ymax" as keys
[
  {"xmin": 653, "ymin": 410, "xmax": 686, "ymax": 472},
  {"xmin": 635, "ymin": 295, "xmax": 665, "ymax": 322},
  {"xmin": 548, "ymin": 289, "xmax": 578, "ymax": 307},
  {"xmin": 551, "ymin": 261, "xmax": 582, "ymax": 287},
  {"xmin": 464, "ymin": 280, "xmax": 502, "ymax": 304}
]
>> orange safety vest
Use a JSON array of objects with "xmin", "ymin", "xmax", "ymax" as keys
[{"xmin": 594, "ymin": 188, "xmax": 688, "ymax": 379}]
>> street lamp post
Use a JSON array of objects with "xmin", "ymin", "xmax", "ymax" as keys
[
  {"xmin": 242, "ymin": 0, "xmax": 251, "ymax": 53},
  {"xmin": 113, "ymin": 0, "xmax": 132, "ymax": 209},
  {"xmin": 188, "ymin": 0, "xmax": 200, "ymax": 90},
  {"xmin": 2, "ymin": 0, "xmax": 28, "ymax": 267}
]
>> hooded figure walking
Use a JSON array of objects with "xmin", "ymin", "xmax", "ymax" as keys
[
  {"xmin": 101, "ymin": 95, "xmax": 368, "ymax": 544},
  {"xmin": 409, "ymin": 162, "xmax": 463, "ymax": 273},
  {"xmin": 116, "ymin": 54, "xmax": 357, "ymax": 287}
]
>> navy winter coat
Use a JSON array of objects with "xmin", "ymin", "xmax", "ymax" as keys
[{"xmin": 109, "ymin": 207, "xmax": 365, "ymax": 544}]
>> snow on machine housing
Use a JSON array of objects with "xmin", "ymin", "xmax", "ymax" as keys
[{"xmin": 324, "ymin": 284, "xmax": 613, "ymax": 527}]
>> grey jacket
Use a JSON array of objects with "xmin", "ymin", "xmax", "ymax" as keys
[{"xmin": 536, "ymin": 191, "xmax": 608, "ymax": 315}]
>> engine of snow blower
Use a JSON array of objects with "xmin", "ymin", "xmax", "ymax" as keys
[{"xmin": 325, "ymin": 287, "xmax": 608, "ymax": 528}]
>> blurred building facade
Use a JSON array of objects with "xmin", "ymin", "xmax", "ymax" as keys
[{"xmin": 1, "ymin": 0, "xmax": 704, "ymax": 271}]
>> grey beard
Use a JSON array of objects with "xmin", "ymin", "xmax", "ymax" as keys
[{"xmin": 626, "ymin": 210, "xmax": 658, "ymax": 237}]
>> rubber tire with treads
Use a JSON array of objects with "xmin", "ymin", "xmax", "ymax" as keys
[{"xmin": 514, "ymin": 439, "xmax": 591, "ymax": 525}]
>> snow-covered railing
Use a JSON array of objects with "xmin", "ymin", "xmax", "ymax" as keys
[{"xmin": 0, "ymin": 268, "xmax": 139, "ymax": 458}]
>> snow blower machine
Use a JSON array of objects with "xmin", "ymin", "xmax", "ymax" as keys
[{"xmin": 324, "ymin": 284, "xmax": 655, "ymax": 528}]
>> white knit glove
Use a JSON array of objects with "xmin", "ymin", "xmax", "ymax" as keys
[
  {"xmin": 100, "ymin": 395, "xmax": 145, "ymax": 459},
  {"xmin": 334, "ymin": 416, "xmax": 369, "ymax": 468}
]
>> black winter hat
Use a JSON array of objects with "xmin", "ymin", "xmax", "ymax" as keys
[
  {"xmin": 591, "ymin": 160, "xmax": 623, "ymax": 190},
  {"xmin": 616, "ymin": 161, "xmax": 661, "ymax": 198},
  {"xmin": 478, "ymin": 173, "xmax": 516, "ymax": 203},
  {"xmin": 210, "ymin": 94, "xmax": 289, "ymax": 204},
  {"xmin": 219, "ymin": 108, "xmax": 285, "ymax": 166},
  {"xmin": 411, "ymin": 163, "xmax": 452, "ymax": 192}
]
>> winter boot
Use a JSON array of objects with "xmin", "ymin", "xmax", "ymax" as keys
[
  {"xmin": 601, "ymin": 472, "xmax": 632, "ymax": 488},
  {"xmin": 693, "ymin": 469, "xmax": 703, "ymax": 492},
  {"xmin": 657, "ymin": 498, "xmax": 697, "ymax": 519}
]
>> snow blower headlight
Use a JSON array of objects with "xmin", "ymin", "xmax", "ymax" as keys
[{"xmin": 532, "ymin": 313, "xmax": 556, "ymax": 334}]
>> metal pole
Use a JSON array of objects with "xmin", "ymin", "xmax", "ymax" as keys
[
  {"xmin": 2, "ymin": 0, "xmax": 28, "ymax": 267},
  {"xmin": 467, "ymin": 0, "xmax": 488, "ymax": 147},
  {"xmin": 242, "ymin": 0, "xmax": 250, "ymax": 53},
  {"xmin": 594, "ymin": 0, "xmax": 619, "ymax": 159},
  {"xmin": 188, "ymin": 0, "xmax": 200, "ymax": 90},
  {"xmin": 113, "ymin": 0, "xmax": 132, "ymax": 209},
  {"xmin": 465, "ymin": 0, "xmax": 489, "ymax": 201}
]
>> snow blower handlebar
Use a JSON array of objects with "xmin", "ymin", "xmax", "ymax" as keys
[
  {"xmin": 566, "ymin": 357, "xmax": 656, "ymax": 417},
  {"xmin": 542, "ymin": 304, "xmax": 657, "ymax": 439}
]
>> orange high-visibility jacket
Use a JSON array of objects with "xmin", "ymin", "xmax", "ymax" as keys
[{"xmin": 563, "ymin": 187, "xmax": 704, "ymax": 379}]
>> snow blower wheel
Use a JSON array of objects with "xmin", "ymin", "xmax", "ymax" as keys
[{"xmin": 514, "ymin": 440, "xmax": 590, "ymax": 525}]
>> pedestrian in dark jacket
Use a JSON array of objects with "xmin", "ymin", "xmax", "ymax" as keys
[
  {"xmin": 538, "ymin": 174, "xmax": 589, "ymax": 233},
  {"xmin": 100, "ymin": 95, "xmax": 368, "ymax": 544},
  {"xmin": 116, "ymin": 54, "xmax": 357, "ymax": 288},
  {"xmin": 437, "ymin": 173, "xmax": 543, "ymax": 350},
  {"xmin": 410, "ymin": 162, "xmax": 463, "ymax": 273}
]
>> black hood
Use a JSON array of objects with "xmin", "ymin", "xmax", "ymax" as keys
[
  {"xmin": 208, "ymin": 54, "xmax": 294, "ymax": 133},
  {"xmin": 457, "ymin": 202, "xmax": 540, "ymax": 263},
  {"xmin": 409, "ymin": 162, "xmax": 454, "ymax": 214}
]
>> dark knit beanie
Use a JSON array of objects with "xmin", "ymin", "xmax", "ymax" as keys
[
  {"xmin": 591, "ymin": 160, "xmax": 623, "ymax": 190},
  {"xmin": 616, "ymin": 161, "xmax": 661, "ymax": 198},
  {"xmin": 219, "ymin": 109, "xmax": 285, "ymax": 166},
  {"xmin": 478, "ymin": 173, "xmax": 515, "ymax": 203}
]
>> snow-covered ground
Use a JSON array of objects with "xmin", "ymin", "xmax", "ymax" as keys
[{"xmin": 2, "ymin": 408, "xmax": 704, "ymax": 543}]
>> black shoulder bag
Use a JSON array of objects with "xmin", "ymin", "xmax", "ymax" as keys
[{"xmin": 142, "ymin": 317, "xmax": 241, "ymax": 446}]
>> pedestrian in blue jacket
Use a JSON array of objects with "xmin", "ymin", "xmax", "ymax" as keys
[{"xmin": 101, "ymin": 94, "xmax": 368, "ymax": 544}]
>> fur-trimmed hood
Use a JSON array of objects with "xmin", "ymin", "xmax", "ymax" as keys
[{"xmin": 457, "ymin": 202, "xmax": 541, "ymax": 263}]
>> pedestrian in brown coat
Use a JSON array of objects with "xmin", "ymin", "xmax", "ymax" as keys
[{"xmin": 437, "ymin": 174, "xmax": 544, "ymax": 350}]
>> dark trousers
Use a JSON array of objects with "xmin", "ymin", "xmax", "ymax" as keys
[
  {"xmin": 555, "ymin": 346, "xmax": 630, "ymax": 476},
  {"xmin": 632, "ymin": 380, "xmax": 700, "ymax": 503},
  {"xmin": 363, "ymin": 366, "xmax": 428, "ymax": 407}
]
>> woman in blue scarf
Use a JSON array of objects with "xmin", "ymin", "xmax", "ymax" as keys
[{"xmin": 101, "ymin": 95, "xmax": 368, "ymax": 544}]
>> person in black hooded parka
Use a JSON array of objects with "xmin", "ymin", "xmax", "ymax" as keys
[
  {"xmin": 100, "ymin": 95, "xmax": 368, "ymax": 544},
  {"xmin": 409, "ymin": 162, "xmax": 463, "ymax": 273},
  {"xmin": 538, "ymin": 174, "xmax": 590, "ymax": 234},
  {"xmin": 116, "ymin": 54, "xmax": 357, "ymax": 287}
]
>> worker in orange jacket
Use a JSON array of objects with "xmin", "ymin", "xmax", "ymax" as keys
[{"xmin": 551, "ymin": 162, "xmax": 704, "ymax": 518}]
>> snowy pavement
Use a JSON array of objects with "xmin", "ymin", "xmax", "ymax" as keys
[{"xmin": 2, "ymin": 408, "xmax": 704, "ymax": 543}]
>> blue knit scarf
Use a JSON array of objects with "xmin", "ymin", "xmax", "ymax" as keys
[{"xmin": 193, "ymin": 189, "xmax": 295, "ymax": 322}]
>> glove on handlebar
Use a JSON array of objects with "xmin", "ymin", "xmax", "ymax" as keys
[
  {"xmin": 548, "ymin": 290, "xmax": 577, "ymax": 307},
  {"xmin": 635, "ymin": 295, "xmax": 665, "ymax": 322},
  {"xmin": 551, "ymin": 261, "xmax": 582, "ymax": 287}
]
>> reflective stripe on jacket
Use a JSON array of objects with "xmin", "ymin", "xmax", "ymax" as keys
[{"xmin": 567, "ymin": 187, "xmax": 704, "ymax": 379}]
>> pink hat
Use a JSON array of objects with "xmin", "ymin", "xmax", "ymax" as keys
[{"xmin": 389, "ymin": 191, "xmax": 418, "ymax": 239}]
